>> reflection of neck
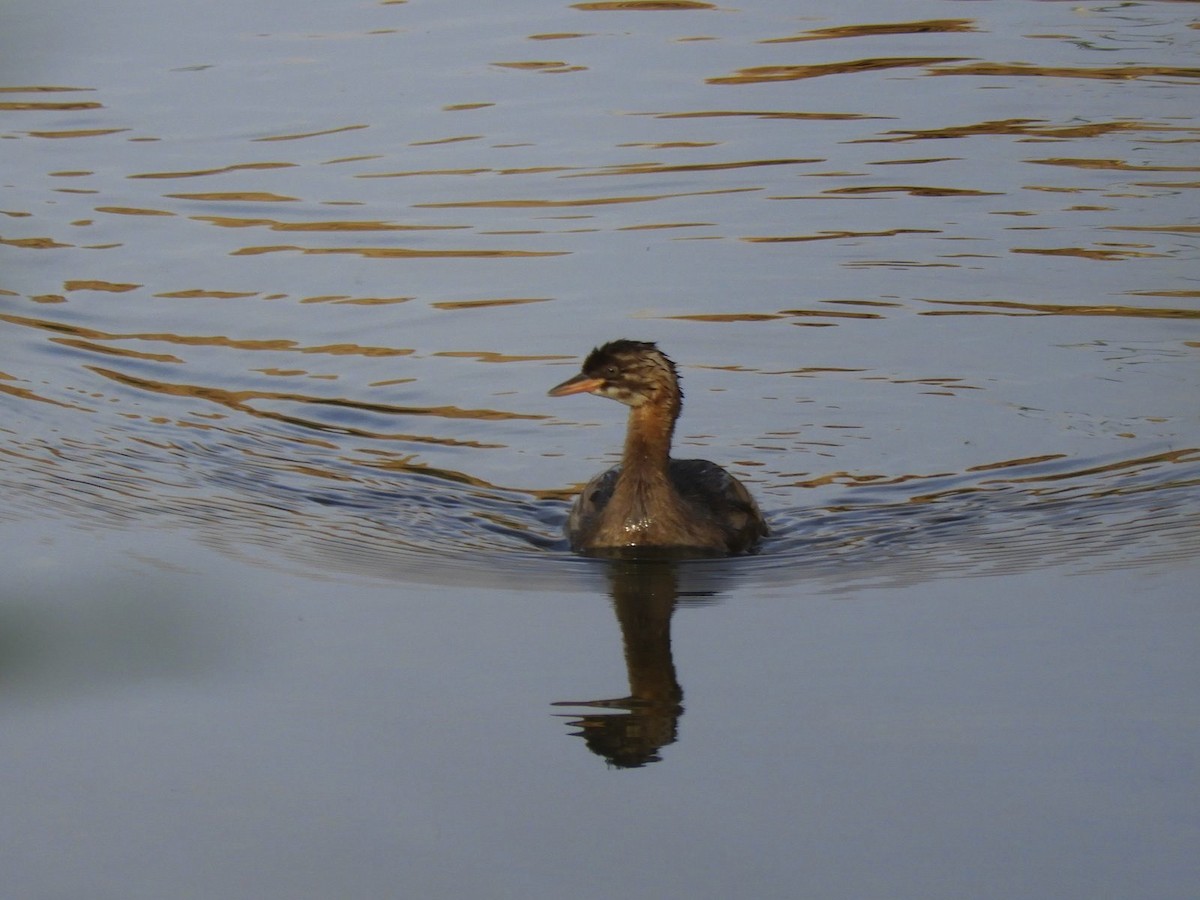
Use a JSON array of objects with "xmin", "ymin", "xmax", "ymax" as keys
[
  {"xmin": 552, "ymin": 561, "xmax": 683, "ymax": 768},
  {"xmin": 611, "ymin": 562, "xmax": 682, "ymax": 707}
]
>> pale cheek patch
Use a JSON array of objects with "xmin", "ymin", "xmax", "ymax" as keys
[{"xmin": 601, "ymin": 385, "xmax": 644, "ymax": 406}]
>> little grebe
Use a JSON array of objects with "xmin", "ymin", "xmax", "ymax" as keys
[{"xmin": 548, "ymin": 340, "xmax": 767, "ymax": 556}]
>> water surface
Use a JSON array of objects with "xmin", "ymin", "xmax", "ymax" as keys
[{"xmin": 2, "ymin": 1, "xmax": 1197, "ymax": 897}]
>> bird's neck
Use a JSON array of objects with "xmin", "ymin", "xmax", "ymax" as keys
[{"xmin": 621, "ymin": 393, "xmax": 679, "ymax": 482}]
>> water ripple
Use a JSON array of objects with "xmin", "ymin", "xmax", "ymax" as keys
[{"xmin": 2, "ymin": 399, "xmax": 1195, "ymax": 594}]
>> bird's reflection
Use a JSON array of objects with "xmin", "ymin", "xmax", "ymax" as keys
[{"xmin": 554, "ymin": 558, "xmax": 732, "ymax": 768}]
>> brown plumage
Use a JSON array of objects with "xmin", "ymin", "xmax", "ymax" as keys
[{"xmin": 548, "ymin": 340, "xmax": 767, "ymax": 556}]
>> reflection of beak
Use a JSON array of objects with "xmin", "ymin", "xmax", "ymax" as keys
[{"xmin": 548, "ymin": 373, "xmax": 605, "ymax": 397}]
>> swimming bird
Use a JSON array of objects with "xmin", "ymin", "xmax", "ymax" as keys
[{"xmin": 548, "ymin": 340, "xmax": 767, "ymax": 556}]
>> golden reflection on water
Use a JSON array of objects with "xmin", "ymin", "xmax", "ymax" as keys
[
  {"xmin": 929, "ymin": 62, "xmax": 1200, "ymax": 83},
  {"xmin": 87, "ymin": 365, "xmax": 536, "ymax": 442},
  {"xmin": 128, "ymin": 162, "xmax": 297, "ymax": 179},
  {"xmin": 1, "ymin": 311, "xmax": 418, "ymax": 357},
  {"xmin": 742, "ymin": 228, "xmax": 941, "ymax": 242},
  {"xmin": 565, "ymin": 157, "xmax": 820, "ymax": 177},
  {"xmin": 163, "ymin": 191, "xmax": 299, "ymax": 202},
  {"xmin": 0, "ymin": 378, "xmax": 89, "ymax": 410},
  {"xmin": 413, "ymin": 187, "xmax": 758, "ymax": 208},
  {"xmin": 762, "ymin": 20, "xmax": 978, "ymax": 43},
  {"xmin": 430, "ymin": 298, "xmax": 553, "ymax": 311},
  {"xmin": 229, "ymin": 244, "xmax": 567, "ymax": 259},
  {"xmin": 2, "ymin": 236, "xmax": 73, "ymax": 249},
  {"xmin": 431, "ymin": 349, "xmax": 565, "ymax": 363},
  {"xmin": 970, "ymin": 448, "xmax": 1198, "ymax": 487},
  {"xmin": 0, "ymin": 99, "xmax": 102, "ymax": 111},
  {"xmin": 252, "ymin": 124, "xmax": 369, "ymax": 142},
  {"xmin": 53, "ymin": 339, "xmax": 182, "ymax": 364},
  {"xmin": 643, "ymin": 110, "xmax": 885, "ymax": 122},
  {"xmin": 155, "ymin": 289, "xmax": 270, "ymax": 299},
  {"xmin": 1010, "ymin": 246, "xmax": 1166, "ymax": 262},
  {"xmin": 94, "ymin": 206, "xmax": 174, "ymax": 216},
  {"xmin": 572, "ymin": 1, "xmax": 715, "ymax": 10},
  {"xmin": 708, "ymin": 57, "xmax": 970, "ymax": 85},
  {"xmin": 865, "ymin": 119, "xmax": 1194, "ymax": 142},
  {"xmin": 407, "ymin": 134, "xmax": 484, "ymax": 146},
  {"xmin": 818, "ymin": 185, "xmax": 999, "ymax": 197},
  {"xmin": 63, "ymin": 280, "xmax": 139, "ymax": 293},
  {"xmin": 663, "ymin": 308, "xmax": 883, "ymax": 324},
  {"xmin": 26, "ymin": 128, "xmax": 129, "ymax": 139},
  {"xmin": 491, "ymin": 61, "xmax": 586, "ymax": 74},
  {"xmin": 192, "ymin": 216, "xmax": 468, "ymax": 233},
  {"xmin": 920, "ymin": 299, "xmax": 1200, "ymax": 319}
]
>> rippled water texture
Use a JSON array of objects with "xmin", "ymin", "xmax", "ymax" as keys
[{"xmin": 2, "ymin": 2, "xmax": 1198, "ymax": 586}]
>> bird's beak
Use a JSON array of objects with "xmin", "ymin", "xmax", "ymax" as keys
[{"xmin": 548, "ymin": 373, "xmax": 605, "ymax": 397}]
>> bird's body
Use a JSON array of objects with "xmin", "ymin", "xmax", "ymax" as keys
[{"xmin": 548, "ymin": 340, "xmax": 767, "ymax": 556}]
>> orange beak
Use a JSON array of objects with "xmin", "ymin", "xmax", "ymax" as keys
[{"xmin": 548, "ymin": 373, "xmax": 605, "ymax": 397}]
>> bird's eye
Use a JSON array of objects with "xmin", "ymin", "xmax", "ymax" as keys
[{"xmin": 603, "ymin": 364, "xmax": 619, "ymax": 379}]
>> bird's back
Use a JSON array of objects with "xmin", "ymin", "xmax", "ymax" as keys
[{"xmin": 565, "ymin": 458, "xmax": 767, "ymax": 555}]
